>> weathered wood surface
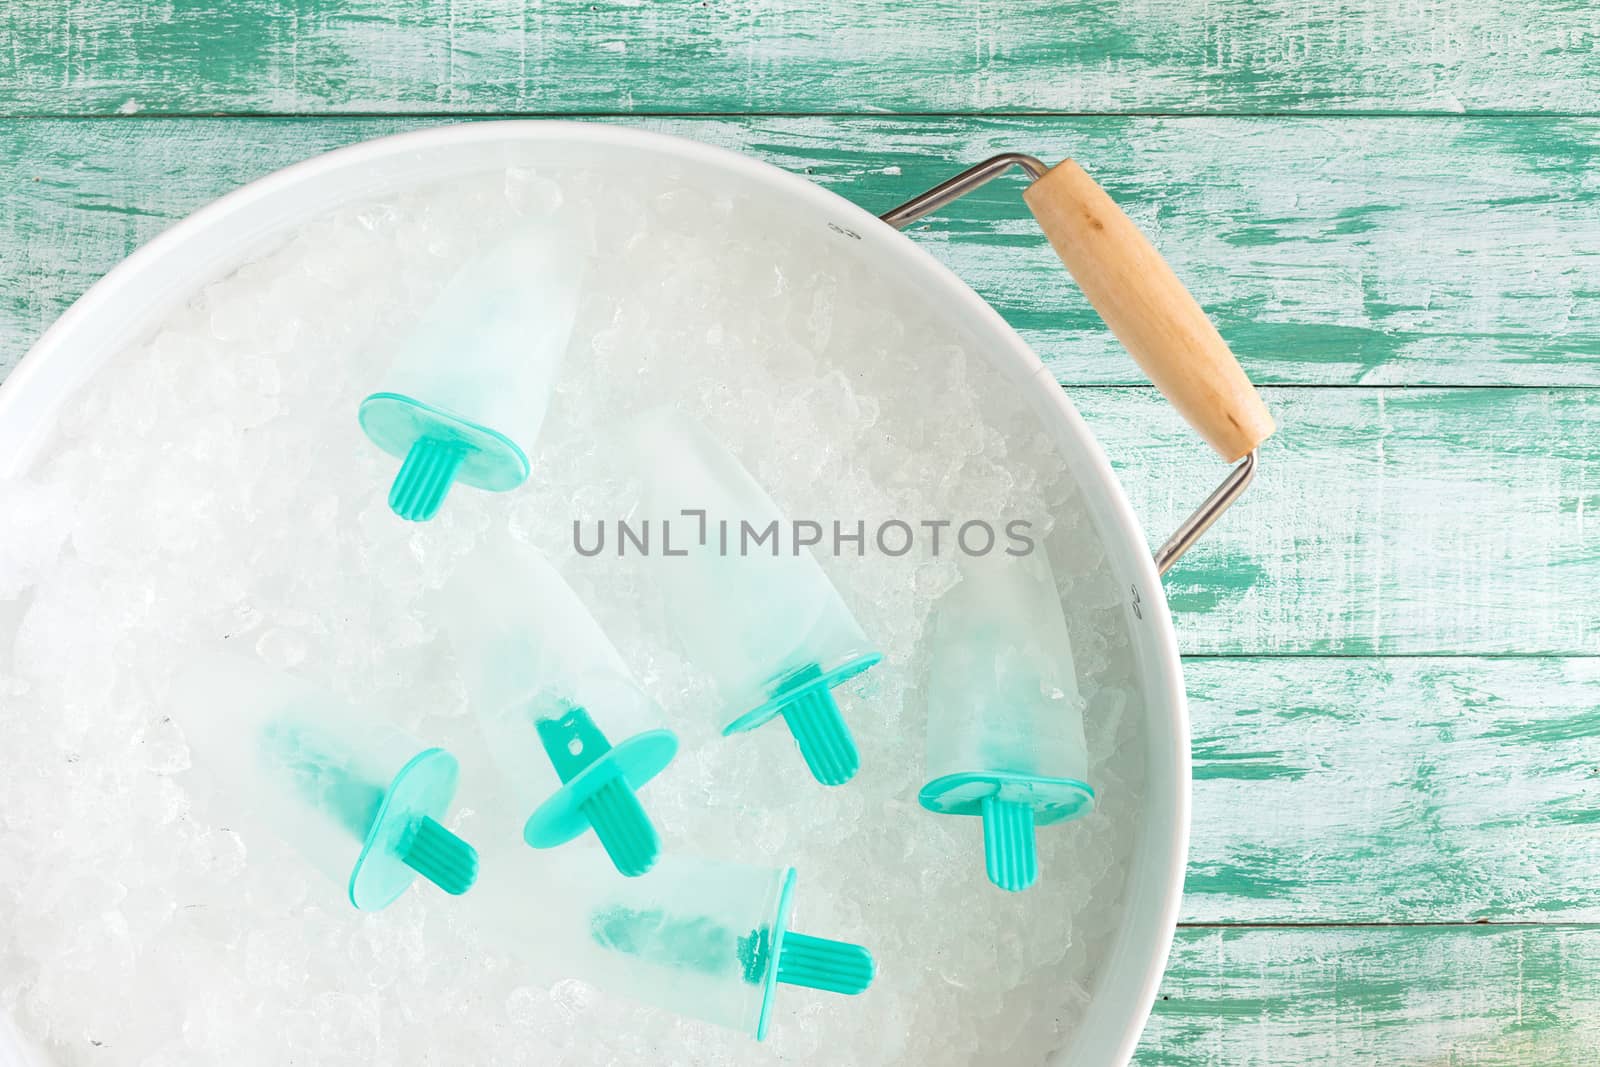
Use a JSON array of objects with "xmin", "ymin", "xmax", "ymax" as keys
[
  {"xmin": 1143, "ymin": 925, "xmax": 1600, "ymax": 1066},
  {"xmin": 1084, "ymin": 386, "xmax": 1599, "ymax": 657},
  {"xmin": 3, "ymin": 116, "xmax": 1598, "ymax": 387},
  {"xmin": 3, "ymin": 1, "xmax": 1600, "ymax": 117},
  {"xmin": 1182, "ymin": 657, "xmax": 1600, "ymax": 924},
  {"xmin": 5, "ymin": 10, "xmax": 1600, "ymax": 1062}
]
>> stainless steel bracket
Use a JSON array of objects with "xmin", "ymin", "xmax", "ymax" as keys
[{"xmin": 879, "ymin": 154, "xmax": 1258, "ymax": 577}]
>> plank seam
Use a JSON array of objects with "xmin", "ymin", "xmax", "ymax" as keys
[
  {"xmin": 1177, "ymin": 921, "xmax": 1600, "ymax": 929},
  {"xmin": 5, "ymin": 111, "xmax": 1600, "ymax": 121}
]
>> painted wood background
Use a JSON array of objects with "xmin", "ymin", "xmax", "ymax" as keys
[{"xmin": 2, "ymin": 4, "xmax": 1597, "ymax": 1065}]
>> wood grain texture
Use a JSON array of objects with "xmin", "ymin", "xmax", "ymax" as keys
[
  {"xmin": 1079, "ymin": 387, "xmax": 1600, "ymax": 656},
  {"xmin": 2, "ymin": 115, "xmax": 1598, "ymax": 387},
  {"xmin": 1182, "ymin": 657, "xmax": 1600, "ymax": 924},
  {"xmin": 1024, "ymin": 158, "xmax": 1276, "ymax": 461},
  {"xmin": 4, "ymin": 14, "xmax": 1599, "ymax": 1052},
  {"xmin": 1140, "ymin": 925, "xmax": 1600, "ymax": 1066},
  {"xmin": 3, "ymin": 1, "xmax": 1600, "ymax": 117}
]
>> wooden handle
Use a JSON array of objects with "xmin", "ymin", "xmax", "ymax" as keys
[{"xmin": 1023, "ymin": 159, "xmax": 1274, "ymax": 462}]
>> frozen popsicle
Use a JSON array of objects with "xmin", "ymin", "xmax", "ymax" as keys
[
  {"xmin": 919, "ymin": 552, "xmax": 1095, "ymax": 892},
  {"xmin": 358, "ymin": 217, "xmax": 586, "ymax": 521},
  {"xmin": 170, "ymin": 650, "xmax": 479, "ymax": 910},
  {"xmin": 633, "ymin": 413, "xmax": 880, "ymax": 786},
  {"xmin": 443, "ymin": 540, "xmax": 678, "ymax": 877},
  {"xmin": 481, "ymin": 852, "xmax": 873, "ymax": 1040}
]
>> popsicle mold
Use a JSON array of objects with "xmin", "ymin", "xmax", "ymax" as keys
[
  {"xmin": 483, "ymin": 853, "xmax": 874, "ymax": 1040},
  {"xmin": 918, "ymin": 551, "xmax": 1095, "ymax": 892},
  {"xmin": 632, "ymin": 412, "xmax": 880, "ymax": 786},
  {"xmin": 444, "ymin": 540, "xmax": 677, "ymax": 876},
  {"xmin": 359, "ymin": 217, "xmax": 586, "ymax": 521},
  {"xmin": 171, "ymin": 651, "xmax": 479, "ymax": 910}
]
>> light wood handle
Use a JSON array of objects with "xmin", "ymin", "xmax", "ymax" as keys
[{"xmin": 1023, "ymin": 158, "xmax": 1274, "ymax": 462}]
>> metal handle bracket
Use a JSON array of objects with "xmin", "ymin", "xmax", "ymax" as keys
[{"xmin": 879, "ymin": 154, "xmax": 1260, "ymax": 577}]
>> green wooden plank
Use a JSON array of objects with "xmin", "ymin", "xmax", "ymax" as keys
[
  {"xmin": 3, "ymin": 116, "xmax": 1598, "ymax": 386},
  {"xmin": 3, "ymin": 1, "xmax": 1599, "ymax": 116},
  {"xmin": 1079, "ymin": 386, "xmax": 1600, "ymax": 656},
  {"xmin": 1139, "ymin": 925, "xmax": 1600, "ymax": 1066},
  {"xmin": 1182, "ymin": 657, "xmax": 1600, "ymax": 925}
]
